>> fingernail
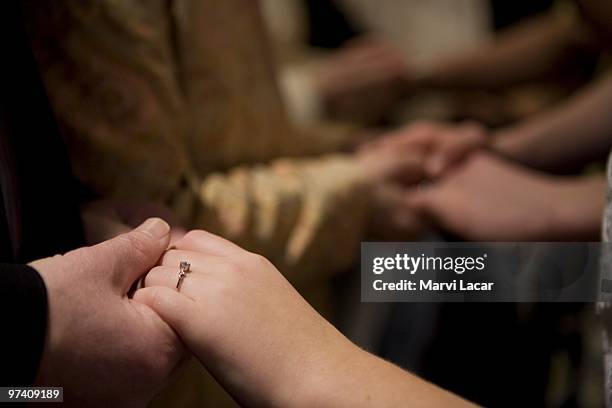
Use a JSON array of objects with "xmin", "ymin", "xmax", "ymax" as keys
[{"xmin": 137, "ymin": 217, "xmax": 170, "ymax": 239}]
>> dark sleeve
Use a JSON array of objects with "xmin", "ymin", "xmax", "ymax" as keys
[
  {"xmin": 7, "ymin": 2, "xmax": 85, "ymax": 262},
  {"xmin": 0, "ymin": 263, "xmax": 48, "ymax": 386},
  {"xmin": 0, "ymin": 1, "xmax": 85, "ymax": 265}
]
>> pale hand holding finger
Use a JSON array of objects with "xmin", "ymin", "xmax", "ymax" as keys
[{"xmin": 32, "ymin": 218, "xmax": 185, "ymax": 407}]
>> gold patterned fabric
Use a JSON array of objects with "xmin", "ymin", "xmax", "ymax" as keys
[{"xmin": 23, "ymin": 0, "xmax": 370, "ymax": 282}]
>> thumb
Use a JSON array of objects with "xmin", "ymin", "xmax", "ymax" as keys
[
  {"xmin": 133, "ymin": 287, "xmax": 195, "ymax": 338},
  {"xmin": 86, "ymin": 217, "xmax": 171, "ymax": 293}
]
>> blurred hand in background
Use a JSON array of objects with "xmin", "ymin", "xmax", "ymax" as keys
[
  {"xmin": 313, "ymin": 37, "xmax": 410, "ymax": 123},
  {"xmin": 356, "ymin": 120, "xmax": 490, "ymax": 239},
  {"xmin": 404, "ymin": 153, "xmax": 605, "ymax": 241},
  {"xmin": 361, "ymin": 120, "xmax": 489, "ymax": 179}
]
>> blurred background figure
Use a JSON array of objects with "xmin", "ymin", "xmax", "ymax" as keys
[
  {"xmin": 264, "ymin": 0, "xmax": 600, "ymax": 127},
  {"xmin": 353, "ymin": 1, "xmax": 612, "ymax": 406},
  {"xmin": 263, "ymin": 0, "xmax": 489, "ymax": 124}
]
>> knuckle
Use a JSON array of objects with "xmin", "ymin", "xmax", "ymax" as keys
[
  {"xmin": 224, "ymin": 260, "xmax": 243, "ymax": 275},
  {"xmin": 213, "ymin": 279, "xmax": 232, "ymax": 299},
  {"xmin": 183, "ymin": 229, "xmax": 206, "ymax": 244},
  {"xmin": 202, "ymin": 277, "xmax": 231, "ymax": 306},
  {"xmin": 225, "ymin": 252, "xmax": 274, "ymax": 276},
  {"xmin": 250, "ymin": 253, "xmax": 273, "ymax": 269}
]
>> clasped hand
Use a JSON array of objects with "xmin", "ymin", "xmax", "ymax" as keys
[
  {"xmin": 358, "ymin": 120, "xmax": 604, "ymax": 241},
  {"xmin": 31, "ymin": 218, "xmax": 355, "ymax": 407},
  {"xmin": 136, "ymin": 229, "xmax": 356, "ymax": 407}
]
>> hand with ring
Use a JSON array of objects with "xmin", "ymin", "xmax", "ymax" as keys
[
  {"xmin": 135, "ymin": 230, "xmax": 474, "ymax": 407},
  {"xmin": 137, "ymin": 230, "xmax": 348, "ymax": 406}
]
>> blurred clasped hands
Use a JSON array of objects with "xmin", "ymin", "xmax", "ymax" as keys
[{"xmin": 355, "ymin": 120, "xmax": 602, "ymax": 241}]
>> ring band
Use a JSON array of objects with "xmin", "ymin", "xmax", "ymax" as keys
[{"xmin": 176, "ymin": 261, "xmax": 191, "ymax": 290}]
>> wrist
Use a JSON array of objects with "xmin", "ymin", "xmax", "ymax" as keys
[
  {"xmin": 489, "ymin": 129, "xmax": 523, "ymax": 161},
  {"xmin": 548, "ymin": 185, "xmax": 582, "ymax": 240},
  {"xmin": 490, "ymin": 126, "xmax": 553, "ymax": 170},
  {"xmin": 277, "ymin": 329, "xmax": 364, "ymax": 408},
  {"xmin": 550, "ymin": 177, "xmax": 606, "ymax": 240},
  {"xmin": 29, "ymin": 260, "xmax": 61, "ymax": 387}
]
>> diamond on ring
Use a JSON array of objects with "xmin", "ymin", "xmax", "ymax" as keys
[{"xmin": 176, "ymin": 261, "xmax": 191, "ymax": 290}]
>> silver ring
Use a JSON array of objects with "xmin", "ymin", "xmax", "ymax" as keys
[{"xmin": 176, "ymin": 261, "xmax": 191, "ymax": 290}]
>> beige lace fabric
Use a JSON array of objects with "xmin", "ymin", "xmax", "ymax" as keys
[{"xmin": 24, "ymin": 0, "xmax": 370, "ymax": 282}]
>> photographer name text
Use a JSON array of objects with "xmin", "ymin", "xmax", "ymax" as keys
[
  {"xmin": 373, "ymin": 279, "xmax": 494, "ymax": 291},
  {"xmin": 371, "ymin": 254, "xmax": 494, "ymax": 292}
]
